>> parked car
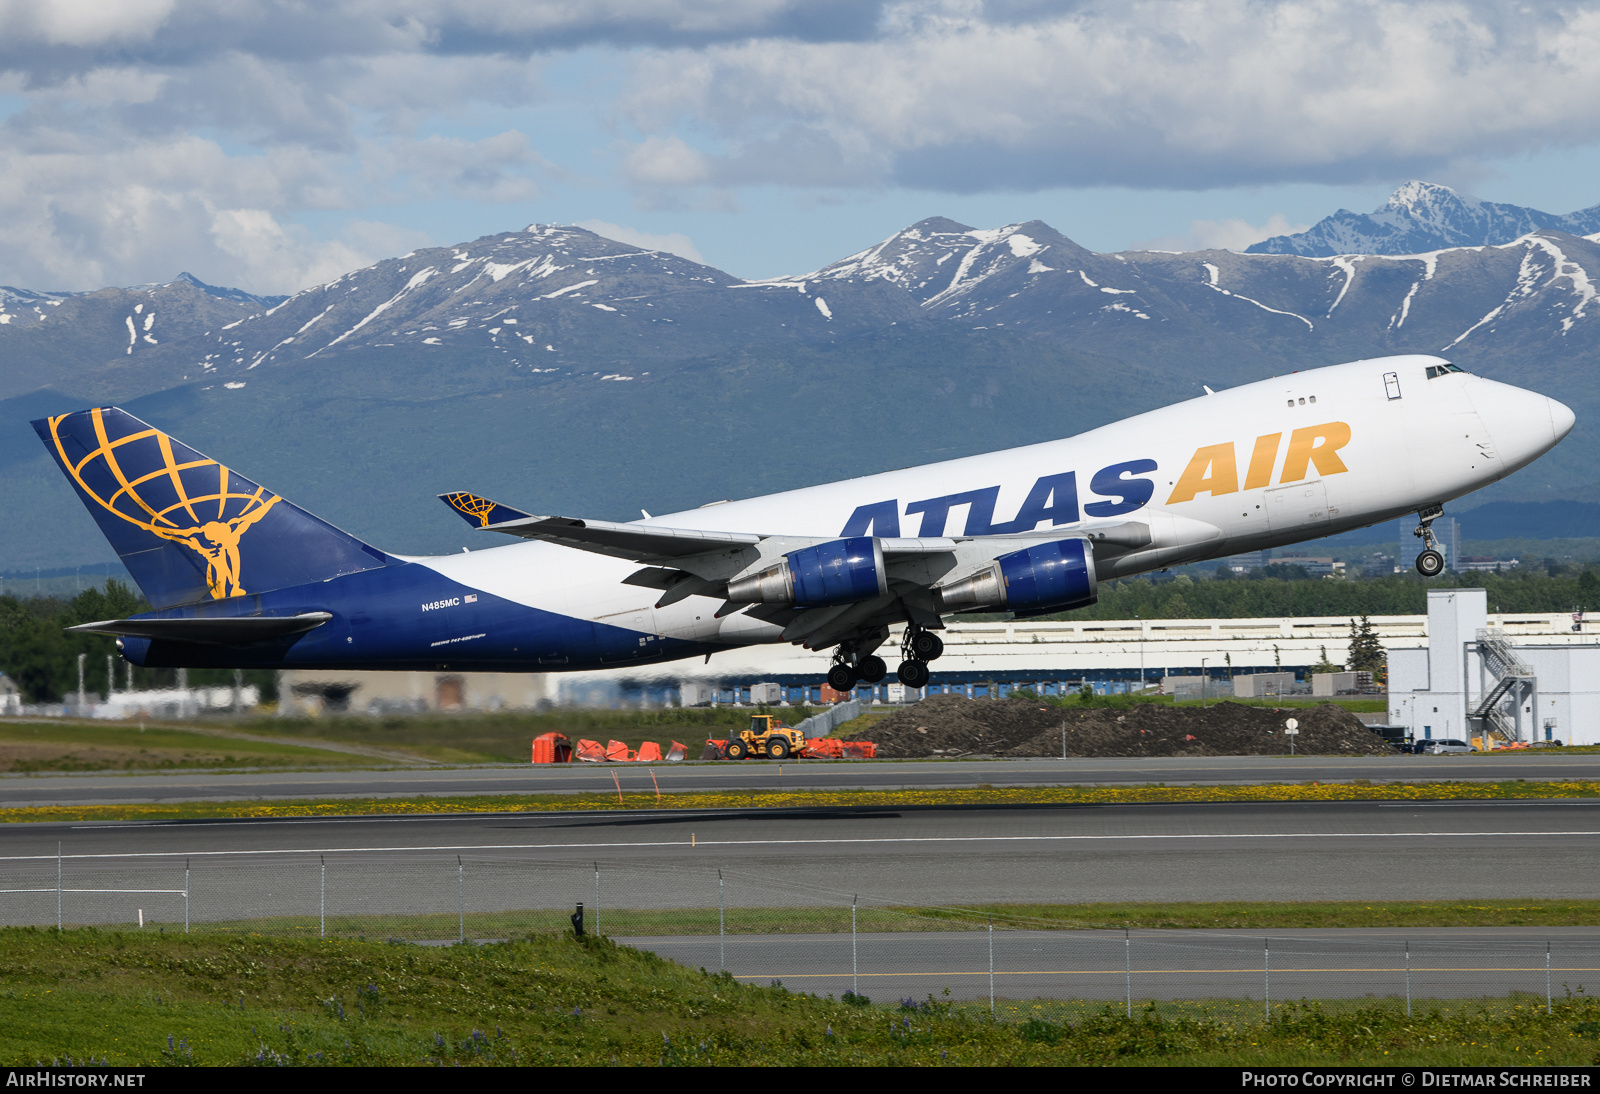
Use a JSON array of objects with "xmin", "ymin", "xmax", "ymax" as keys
[{"xmin": 1422, "ymin": 738, "xmax": 1474, "ymax": 755}]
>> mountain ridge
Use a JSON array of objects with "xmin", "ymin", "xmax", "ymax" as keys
[
  {"xmin": 1247, "ymin": 181, "xmax": 1600, "ymax": 257},
  {"xmin": 2, "ymin": 205, "xmax": 1598, "ymax": 571}
]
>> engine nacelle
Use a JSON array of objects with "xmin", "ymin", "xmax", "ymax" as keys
[
  {"xmin": 726, "ymin": 537, "xmax": 888, "ymax": 608},
  {"xmin": 935, "ymin": 538, "xmax": 1097, "ymax": 614}
]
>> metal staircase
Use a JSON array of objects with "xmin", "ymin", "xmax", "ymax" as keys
[{"xmin": 1472, "ymin": 629, "xmax": 1536, "ymax": 743}]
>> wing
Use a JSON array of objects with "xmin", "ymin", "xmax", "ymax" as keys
[{"xmin": 437, "ymin": 492, "xmax": 959, "ymax": 564}]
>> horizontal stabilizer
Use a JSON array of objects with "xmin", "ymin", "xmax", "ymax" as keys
[
  {"xmin": 438, "ymin": 492, "xmax": 535, "ymax": 528},
  {"xmin": 68, "ymin": 612, "xmax": 333, "ymax": 646}
]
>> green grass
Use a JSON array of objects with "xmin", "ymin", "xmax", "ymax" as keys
[
  {"xmin": 7, "ymin": 699, "xmax": 1395, "ymax": 772},
  {"xmin": 102, "ymin": 898, "xmax": 1600, "ymax": 943},
  {"xmin": 0, "ymin": 719, "xmax": 374, "ymax": 772},
  {"xmin": 230, "ymin": 707, "xmax": 814, "ymax": 764},
  {"xmin": 5, "ymin": 928, "xmax": 1600, "ymax": 1066}
]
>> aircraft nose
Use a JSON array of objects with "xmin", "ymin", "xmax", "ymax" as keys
[
  {"xmin": 1467, "ymin": 380, "xmax": 1574, "ymax": 471},
  {"xmin": 1549, "ymin": 396, "xmax": 1576, "ymax": 443}
]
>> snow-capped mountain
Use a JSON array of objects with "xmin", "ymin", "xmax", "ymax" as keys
[
  {"xmin": 1247, "ymin": 181, "xmax": 1600, "ymax": 257},
  {"xmin": 5, "ymin": 210, "xmax": 1600, "ymax": 569},
  {"xmin": 0, "ymin": 276, "xmax": 272, "ymax": 403},
  {"xmin": 0, "ymin": 286, "xmax": 73, "ymax": 328},
  {"xmin": 178, "ymin": 224, "xmax": 920, "ymax": 382}
]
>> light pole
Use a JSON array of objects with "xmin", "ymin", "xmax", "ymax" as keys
[
  {"xmin": 1137, "ymin": 613, "xmax": 1145, "ymax": 691},
  {"xmin": 1200, "ymin": 657, "xmax": 1208, "ymax": 709}
]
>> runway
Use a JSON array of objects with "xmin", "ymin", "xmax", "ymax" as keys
[
  {"xmin": 5, "ymin": 798, "xmax": 1598, "ymax": 908},
  {"xmin": 630, "ymin": 928, "xmax": 1600, "ymax": 1006},
  {"xmin": 6, "ymin": 798, "xmax": 1595, "ymax": 1006},
  {"xmin": 6, "ymin": 751, "xmax": 1600, "ymax": 808}
]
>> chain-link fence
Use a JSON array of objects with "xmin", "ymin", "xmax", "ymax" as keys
[{"xmin": 5, "ymin": 848, "xmax": 1594, "ymax": 1023}]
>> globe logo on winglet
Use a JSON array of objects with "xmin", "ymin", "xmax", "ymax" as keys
[
  {"xmin": 442, "ymin": 492, "xmax": 500, "ymax": 527},
  {"xmin": 45, "ymin": 409, "xmax": 280, "ymax": 600}
]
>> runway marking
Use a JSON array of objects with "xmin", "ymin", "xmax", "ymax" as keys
[{"xmin": 4, "ymin": 829, "xmax": 1600, "ymax": 862}]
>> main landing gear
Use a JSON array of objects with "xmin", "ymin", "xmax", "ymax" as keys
[
  {"xmin": 826, "ymin": 628, "xmax": 944, "ymax": 692},
  {"xmin": 895, "ymin": 626, "xmax": 944, "ymax": 689},
  {"xmin": 826, "ymin": 653, "xmax": 887, "ymax": 693},
  {"xmin": 1413, "ymin": 504, "xmax": 1447, "ymax": 577}
]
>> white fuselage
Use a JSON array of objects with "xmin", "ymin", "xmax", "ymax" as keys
[{"xmin": 414, "ymin": 355, "xmax": 1574, "ymax": 654}]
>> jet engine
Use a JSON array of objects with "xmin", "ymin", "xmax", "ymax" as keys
[
  {"xmin": 726, "ymin": 536, "xmax": 888, "ymax": 608},
  {"xmin": 934, "ymin": 538, "xmax": 1096, "ymax": 614}
]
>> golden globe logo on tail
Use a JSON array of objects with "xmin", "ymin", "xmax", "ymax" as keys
[{"xmin": 45, "ymin": 409, "xmax": 280, "ymax": 600}]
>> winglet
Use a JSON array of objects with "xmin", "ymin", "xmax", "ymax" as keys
[{"xmin": 438, "ymin": 492, "xmax": 536, "ymax": 529}]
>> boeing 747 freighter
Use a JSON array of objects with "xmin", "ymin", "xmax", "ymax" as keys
[{"xmin": 37, "ymin": 354, "xmax": 1572, "ymax": 692}]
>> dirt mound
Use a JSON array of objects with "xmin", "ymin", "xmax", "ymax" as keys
[{"xmin": 854, "ymin": 695, "xmax": 1388, "ymax": 758}]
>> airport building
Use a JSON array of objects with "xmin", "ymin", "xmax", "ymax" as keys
[
  {"xmin": 1387, "ymin": 589, "xmax": 1600, "ymax": 746},
  {"xmin": 279, "ymin": 604, "xmax": 1600, "ymax": 733}
]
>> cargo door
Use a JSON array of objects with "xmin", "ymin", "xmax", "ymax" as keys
[{"xmin": 1264, "ymin": 480, "xmax": 1329, "ymax": 532}]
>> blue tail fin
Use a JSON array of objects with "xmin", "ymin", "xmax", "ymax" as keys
[{"xmin": 35, "ymin": 407, "xmax": 389, "ymax": 609}]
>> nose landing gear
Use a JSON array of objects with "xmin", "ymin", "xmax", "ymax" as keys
[{"xmin": 1413, "ymin": 504, "xmax": 1447, "ymax": 577}]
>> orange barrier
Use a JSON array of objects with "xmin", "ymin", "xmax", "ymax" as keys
[
  {"xmin": 841, "ymin": 741, "xmax": 877, "ymax": 759},
  {"xmin": 666, "ymin": 741, "xmax": 687, "ymax": 762},
  {"xmin": 634, "ymin": 741, "xmax": 663, "ymax": 762},
  {"xmin": 800, "ymin": 738, "xmax": 842, "ymax": 759},
  {"xmin": 574, "ymin": 739, "xmax": 607, "ymax": 763},
  {"xmin": 605, "ymin": 739, "xmax": 632, "ymax": 762},
  {"xmin": 530, "ymin": 732, "xmax": 573, "ymax": 764},
  {"xmin": 701, "ymin": 739, "xmax": 728, "ymax": 760}
]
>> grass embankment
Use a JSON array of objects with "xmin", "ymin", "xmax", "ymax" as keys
[
  {"xmin": 191, "ymin": 707, "xmax": 802, "ymax": 766},
  {"xmin": 0, "ymin": 707, "xmax": 801, "ymax": 769},
  {"xmin": 3, "ymin": 776, "xmax": 1596, "ymax": 825},
  {"xmin": 0, "ymin": 697, "xmax": 1392, "ymax": 772},
  {"xmin": 0, "ymin": 720, "xmax": 374, "ymax": 772},
  {"xmin": 4, "ymin": 928, "xmax": 1598, "ymax": 1066}
]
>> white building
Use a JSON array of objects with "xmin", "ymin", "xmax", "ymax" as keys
[
  {"xmin": 277, "ymin": 606, "xmax": 1600, "ymax": 713},
  {"xmin": 1388, "ymin": 589, "xmax": 1600, "ymax": 745},
  {"xmin": 276, "ymin": 669, "xmax": 555, "ymax": 716}
]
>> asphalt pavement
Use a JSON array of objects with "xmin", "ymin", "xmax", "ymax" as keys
[
  {"xmin": 5, "ymin": 751, "xmax": 1599, "ymax": 807},
  {"xmin": 6, "ymin": 798, "xmax": 1599, "ymax": 909},
  {"xmin": 8, "ymin": 798, "xmax": 1597, "ymax": 1003},
  {"xmin": 629, "ymin": 928, "xmax": 1600, "ymax": 1005}
]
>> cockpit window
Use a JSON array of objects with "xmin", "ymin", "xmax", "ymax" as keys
[{"xmin": 1425, "ymin": 363, "xmax": 1467, "ymax": 379}]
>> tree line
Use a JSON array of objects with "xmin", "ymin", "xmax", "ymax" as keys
[
  {"xmin": 1057, "ymin": 567, "xmax": 1600, "ymax": 621},
  {"xmin": 0, "ymin": 581, "xmax": 277, "ymax": 703},
  {"xmin": 2, "ymin": 568, "xmax": 1595, "ymax": 703}
]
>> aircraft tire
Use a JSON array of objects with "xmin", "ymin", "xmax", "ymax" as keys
[
  {"xmin": 911, "ymin": 631, "xmax": 944, "ymax": 660},
  {"xmin": 1416, "ymin": 549, "xmax": 1446, "ymax": 577},
  {"xmin": 826, "ymin": 663, "xmax": 859, "ymax": 692},
  {"xmin": 859, "ymin": 655, "xmax": 888, "ymax": 683},
  {"xmin": 897, "ymin": 659, "xmax": 930, "ymax": 688}
]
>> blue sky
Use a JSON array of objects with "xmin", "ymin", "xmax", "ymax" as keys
[{"xmin": 4, "ymin": 1, "xmax": 1600, "ymax": 292}]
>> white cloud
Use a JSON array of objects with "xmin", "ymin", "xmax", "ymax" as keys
[
  {"xmin": 623, "ymin": 1, "xmax": 1600, "ymax": 192},
  {"xmin": 0, "ymin": 132, "xmax": 435, "ymax": 293},
  {"xmin": 623, "ymin": 135, "xmax": 712, "ymax": 186},
  {"xmin": 573, "ymin": 219, "xmax": 704, "ymax": 262},
  {"xmin": 0, "ymin": 0, "xmax": 177, "ymax": 48},
  {"xmin": 0, "ymin": 0, "xmax": 1595, "ymax": 292},
  {"xmin": 1132, "ymin": 214, "xmax": 1312, "ymax": 253}
]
